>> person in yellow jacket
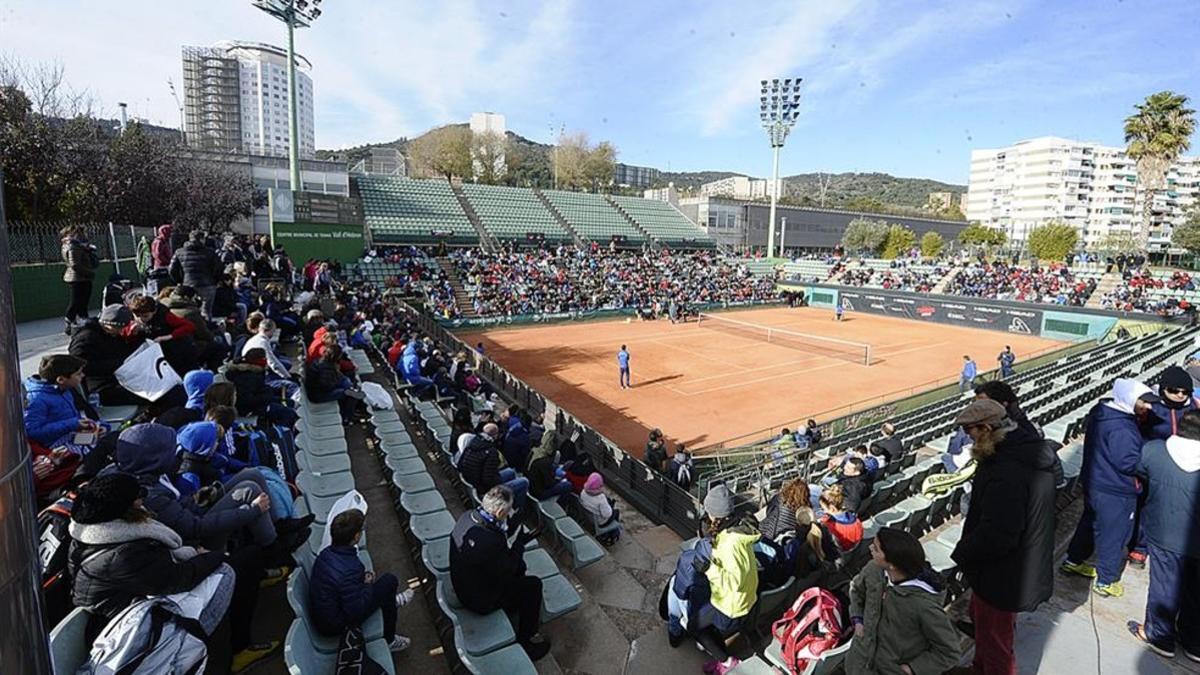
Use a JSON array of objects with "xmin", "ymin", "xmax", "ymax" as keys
[{"xmin": 698, "ymin": 484, "xmax": 761, "ymax": 675}]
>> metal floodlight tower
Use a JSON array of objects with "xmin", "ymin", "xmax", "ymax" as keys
[
  {"xmin": 251, "ymin": 0, "xmax": 324, "ymax": 191},
  {"xmin": 759, "ymin": 77, "xmax": 802, "ymax": 258}
]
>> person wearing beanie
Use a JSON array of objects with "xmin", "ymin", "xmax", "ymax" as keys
[
  {"xmin": 578, "ymin": 472, "xmax": 622, "ymax": 545},
  {"xmin": 67, "ymin": 304, "xmax": 145, "ymax": 407},
  {"xmin": 1063, "ymin": 379, "xmax": 1159, "ymax": 598},
  {"xmin": 68, "ymin": 472, "xmax": 225, "ymax": 641},
  {"xmin": 178, "ymin": 420, "xmax": 249, "ymax": 486},
  {"xmin": 1148, "ymin": 366, "xmax": 1198, "ymax": 441},
  {"xmin": 950, "ymin": 397, "xmax": 1058, "ymax": 675}
]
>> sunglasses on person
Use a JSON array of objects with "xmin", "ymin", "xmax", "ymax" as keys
[{"xmin": 1165, "ymin": 387, "xmax": 1191, "ymax": 396}]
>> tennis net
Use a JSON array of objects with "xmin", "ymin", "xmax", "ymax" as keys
[{"xmin": 696, "ymin": 313, "xmax": 873, "ymax": 365}]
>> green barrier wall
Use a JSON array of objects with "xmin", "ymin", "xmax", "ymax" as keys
[
  {"xmin": 1040, "ymin": 309, "xmax": 1117, "ymax": 342},
  {"xmin": 269, "ymin": 221, "xmax": 364, "ymax": 264},
  {"xmin": 12, "ymin": 260, "xmax": 131, "ymax": 323}
]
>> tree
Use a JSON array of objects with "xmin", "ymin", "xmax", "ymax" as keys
[
  {"xmin": 407, "ymin": 125, "xmax": 472, "ymax": 180},
  {"xmin": 553, "ymin": 131, "xmax": 617, "ymax": 191},
  {"xmin": 958, "ymin": 223, "xmax": 1007, "ymax": 249},
  {"xmin": 841, "ymin": 217, "xmax": 890, "ymax": 254},
  {"xmin": 1125, "ymin": 91, "xmax": 1196, "ymax": 248},
  {"xmin": 880, "ymin": 224, "xmax": 916, "ymax": 259},
  {"xmin": 1097, "ymin": 230, "xmax": 1141, "ymax": 255},
  {"xmin": 1171, "ymin": 214, "xmax": 1200, "ymax": 254},
  {"xmin": 842, "ymin": 195, "xmax": 887, "ymax": 215},
  {"xmin": 920, "ymin": 231, "xmax": 945, "ymax": 258},
  {"xmin": 470, "ymin": 130, "xmax": 509, "ymax": 184},
  {"xmin": 1026, "ymin": 221, "xmax": 1079, "ymax": 261},
  {"xmin": 504, "ymin": 142, "xmax": 550, "ymax": 187},
  {"xmin": 937, "ymin": 203, "xmax": 965, "ymax": 220},
  {"xmin": 583, "ymin": 140, "xmax": 616, "ymax": 191}
]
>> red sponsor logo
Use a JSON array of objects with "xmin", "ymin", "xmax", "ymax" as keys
[{"xmin": 916, "ymin": 305, "xmax": 936, "ymax": 317}]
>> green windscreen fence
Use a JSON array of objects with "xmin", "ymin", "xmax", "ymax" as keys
[{"xmin": 1043, "ymin": 317, "xmax": 1091, "ymax": 337}]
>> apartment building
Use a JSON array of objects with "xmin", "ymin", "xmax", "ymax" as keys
[{"xmin": 698, "ymin": 175, "xmax": 782, "ymax": 200}]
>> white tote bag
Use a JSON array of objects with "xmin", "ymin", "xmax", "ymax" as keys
[
  {"xmin": 114, "ymin": 341, "xmax": 183, "ymax": 402},
  {"xmin": 318, "ymin": 490, "xmax": 369, "ymax": 552}
]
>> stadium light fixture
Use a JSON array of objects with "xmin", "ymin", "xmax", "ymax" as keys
[
  {"xmin": 759, "ymin": 77, "xmax": 802, "ymax": 259},
  {"xmin": 251, "ymin": 0, "xmax": 326, "ymax": 191}
]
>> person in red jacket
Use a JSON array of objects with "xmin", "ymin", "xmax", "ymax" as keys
[
  {"xmin": 126, "ymin": 294, "xmax": 199, "ymax": 373},
  {"xmin": 819, "ymin": 484, "xmax": 864, "ymax": 552},
  {"xmin": 150, "ymin": 224, "xmax": 173, "ymax": 270}
]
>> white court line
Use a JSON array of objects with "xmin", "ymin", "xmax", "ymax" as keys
[{"xmin": 674, "ymin": 341, "xmax": 951, "ymax": 396}]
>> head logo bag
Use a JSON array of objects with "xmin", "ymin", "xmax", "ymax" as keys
[{"xmin": 770, "ymin": 586, "xmax": 846, "ymax": 675}]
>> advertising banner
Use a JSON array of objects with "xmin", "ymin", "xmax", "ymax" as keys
[
  {"xmin": 835, "ymin": 289, "xmax": 1043, "ymax": 335},
  {"xmin": 442, "ymin": 299, "xmax": 781, "ymax": 329}
]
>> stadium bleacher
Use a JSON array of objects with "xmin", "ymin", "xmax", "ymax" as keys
[
  {"xmin": 540, "ymin": 189, "xmax": 645, "ymax": 244},
  {"xmin": 357, "ymin": 176, "xmax": 476, "ymax": 244},
  {"xmin": 460, "ymin": 183, "xmax": 574, "ymax": 243},
  {"xmin": 608, "ymin": 196, "xmax": 714, "ymax": 246}
]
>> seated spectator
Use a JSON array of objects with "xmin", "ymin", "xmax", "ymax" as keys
[
  {"xmin": 458, "ymin": 423, "xmax": 530, "ymax": 509},
  {"xmin": 502, "ymin": 409, "xmax": 533, "ymax": 470},
  {"xmin": 787, "ymin": 506, "xmax": 839, "ymax": 589},
  {"xmin": 819, "ymin": 485, "xmax": 863, "ymax": 552},
  {"xmin": 398, "ymin": 338, "xmax": 435, "ymax": 397},
  {"xmin": 154, "ymin": 369, "xmax": 215, "ymax": 429},
  {"xmin": 127, "ymin": 293, "xmax": 199, "ymax": 375},
  {"xmin": 579, "ymin": 473, "xmax": 622, "ymax": 544},
  {"xmin": 870, "ymin": 422, "xmax": 903, "ymax": 464},
  {"xmin": 162, "ymin": 285, "xmax": 226, "ymax": 370},
  {"xmin": 834, "ymin": 457, "xmax": 872, "ymax": 514},
  {"xmin": 30, "ymin": 439, "xmax": 81, "ymax": 504},
  {"xmin": 759, "ymin": 479, "xmax": 810, "ymax": 542},
  {"xmin": 178, "ymin": 421, "xmax": 249, "ymax": 486},
  {"xmin": 449, "ymin": 486, "xmax": 551, "ymax": 661},
  {"xmin": 211, "ymin": 274, "xmax": 243, "ymax": 323},
  {"xmin": 565, "ymin": 452, "xmax": 595, "ymax": 494},
  {"xmin": 845, "ymin": 528, "xmax": 962, "ymax": 673},
  {"xmin": 113, "ymin": 423, "xmax": 278, "ymax": 554},
  {"xmin": 310, "ymin": 509, "xmax": 415, "ymax": 653},
  {"xmin": 242, "ymin": 318, "xmax": 299, "ymax": 400},
  {"xmin": 797, "ymin": 418, "xmax": 822, "ymax": 449},
  {"xmin": 304, "ymin": 344, "xmax": 366, "ymax": 424},
  {"xmin": 526, "ymin": 430, "xmax": 573, "ymax": 503},
  {"xmin": 67, "ymin": 304, "xmax": 141, "ymax": 406},
  {"xmin": 23, "ymin": 354, "xmax": 105, "ymax": 453},
  {"xmin": 67, "ymin": 472, "xmax": 227, "ymax": 642},
  {"xmin": 227, "ymin": 348, "xmax": 299, "ymax": 426}
]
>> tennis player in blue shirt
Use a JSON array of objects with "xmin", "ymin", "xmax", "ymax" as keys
[
  {"xmin": 617, "ymin": 345, "xmax": 631, "ymax": 389},
  {"xmin": 960, "ymin": 355, "xmax": 978, "ymax": 393}
]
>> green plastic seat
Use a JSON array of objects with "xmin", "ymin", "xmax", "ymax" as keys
[
  {"xmin": 388, "ymin": 457, "xmax": 427, "ymax": 476},
  {"xmin": 285, "ymin": 619, "xmax": 396, "ymax": 675},
  {"xmin": 522, "ymin": 548, "xmax": 559, "ymax": 580},
  {"xmin": 409, "ymin": 510, "xmax": 456, "ymax": 543},
  {"xmin": 297, "ymin": 471, "xmax": 355, "ymax": 499},
  {"xmin": 436, "ymin": 581, "xmax": 516, "ymax": 656},
  {"xmin": 382, "ymin": 442, "xmax": 419, "ymax": 460},
  {"xmin": 422, "ymin": 537, "xmax": 450, "ymax": 576},
  {"xmin": 540, "ymin": 573, "xmax": 582, "ymax": 621},
  {"xmin": 296, "ymin": 451, "xmax": 352, "ymax": 476},
  {"xmin": 536, "ymin": 499, "xmax": 567, "ymax": 521},
  {"xmin": 552, "ymin": 519, "xmax": 605, "ymax": 570},
  {"xmin": 401, "ymin": 489, "xmax": 447, "ymax": 516},
  {"xmin": 393, "ymin": 471, "xmax": 436, "ymax": 494},
  {"xmin": 287, "ymin": 568, "xmax": 383, "ymax": 648},
  {"xmin": 376, "ymin": 430, "xmax": 414, "ymax": 447},
  {"xmin": 49, "ymin": 607, "xmax": 91, "ymax": 675},
  {"xmin": 298, "ymin": 437, "xmax": 349, "ymax": 458},
  {"xmin": 373, "ymin": 420, "xmax": 407, "ymax": 437},
  {"xmin": 454, "ymin": 628, "xmax": 536, "ymax": 674}
]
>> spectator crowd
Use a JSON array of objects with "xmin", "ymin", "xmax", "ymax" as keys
[{"xmin": 944, "ymin": 261, "xmax": 1098, "ymax": 306}]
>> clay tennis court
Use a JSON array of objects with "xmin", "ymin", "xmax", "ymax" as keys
[{"xmin": 460, "ymin": 306, "xmax": 1070, "ymax": 456}]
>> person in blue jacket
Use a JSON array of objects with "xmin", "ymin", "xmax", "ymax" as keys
[
  {"xmin": 1062, "ymin": 379, "xmax": 1158, "ymax": 597},
  {"xmin": 399, "ymin": 339, "xmax": 435, "ymax": 397},
  {"xmin": 23, "ymin": 354, "xmax": 105, "ymax": 451},
  {"xmin": 959, "ymin": 355, "xmax": 978, "ymax": 394},
  {"xmin": 502, "ymin": 410, "xmax": 533, "ymax": 471},
  {"xmin": 310, "ymin": 509, "xmax": 414, "ymax": 653},
  {"xmin": 996, "ymin": 346, "xmax": 1016, "ymax": 380},
  {"xmin": 1147, "ymin": 366, "xmax": 1198, "ymax": 441}
]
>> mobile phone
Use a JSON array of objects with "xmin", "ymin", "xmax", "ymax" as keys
[{"xmin": 73, "ymin": 431, "xmax": 98, "ymax": 445}]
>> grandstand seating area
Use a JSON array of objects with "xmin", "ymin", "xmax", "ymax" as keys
[
  {"xmin": 778, "ymin": 258, "xmax": 839, "ymax": 283},
  {"xmin": 540, "ymin": 189, "xmax": 646, "ymax": 244},
  {"xmin": 357, "ymin": 176, "xmax": 476, "ymax": 244},
  {"xmin": 609, "ymin": 195, "xmax": 712, "ymax": 246},
  {"xmin": 460, "ymin": 183, "xmax": 574, "ymax": 243}
]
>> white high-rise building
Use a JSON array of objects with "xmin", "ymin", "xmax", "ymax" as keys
[
  {"xmin": 468, "ymin": 112, "xmax": 506, "ymax": 177},
  {"xmin": 966, "ymin": 136, "xmax": 1200, "ymax": 251},
  {"xmin": 699, "ymin": 175, "xmax": 782, "ymax": 200},
  {"xmin": 182, "ymin": 41, "xmax": 315, "ymax": 159}
]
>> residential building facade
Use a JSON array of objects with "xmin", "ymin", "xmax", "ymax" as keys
[
  {"xmin": 966, "ymin": 136, "xmax": 1200, "ymax": 252},
  {"xmin": 613, "ymin": 162, "xmax": 660, "ymax": 188},
  {"xmin": 698, "ymin": 175, "xmax": 782, "ymax": 200}
]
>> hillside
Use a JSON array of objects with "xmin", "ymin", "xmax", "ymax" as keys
[
  {"xmin": 783, "ymin": 172, "xmax": 965, "ymax": 209},
  {"xmin": 655, "ymin": 170, "xmax": 745, "ymax": 188}
]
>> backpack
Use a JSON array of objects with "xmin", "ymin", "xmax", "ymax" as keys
[
  {"xmin": 38, "ymin": 492, "xmax": 77, "ymax": 627},
  {"xmin": 335, "ymin": 626, "xmax": 387, "ymax": 675},
  {"xmin": 80, "ymin": 564, "xmax": 234, "ymax": 675},
  {"xmin": 921, "ymin": 462, "xmax": 976, "ymax": 497},
  {"xmin": 265, "ymin": 423, "xmax": 300, "ymax": 482},
  {"xmin": 770, "ymin": 587, "xmax": 846, "ymax": 675}
]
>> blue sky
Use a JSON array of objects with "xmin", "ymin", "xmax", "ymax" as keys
[{"xmin": 3, "ymin": 0, "xmax": 1199, "ymax": 183}]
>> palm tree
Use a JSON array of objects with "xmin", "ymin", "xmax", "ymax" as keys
[{"xmin": 1124, "ymin": 91, "xmax": 1196, "ymax": 250}]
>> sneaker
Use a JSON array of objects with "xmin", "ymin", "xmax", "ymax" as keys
[
  {"xmin": 1060, "ymin": 561, "xmax": 1098, "ymax": 578},
  {"xmin": 396, "ymin": 588, "xmax": 415, "ymax": 607},
  {"xmin": 1093, "ymin": 581, "xmax": 1125, "ymax": 598},
  {"xmin": 232, "ymin": 641, "xmax": 279, "ymax": 672},
  {"xmin": 389, "ymin": 635, "xmax": 412, "ymax": 653},
  {"xmin": 1128, "ymin": 551, "xmax": 1147, "ymax": 569},
  {"xmin": 1183, "ymin": 647, "xmax": 1200, "ymax": 663},
  {"xmin": 1128, "ymin": 621, "xmax": 1175, "ymax": 658},
  {"xmin": 259, "ymin": 566, "xmax": 290, "ymax": 589},
  {"xmin": 521, "ymin": 635, "xmax": 552, "ymax": 661},
  {"xmin": 667, "ymin": 630, "xmax": 683, "ymax": 649}
]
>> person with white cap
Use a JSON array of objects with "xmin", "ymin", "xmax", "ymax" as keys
[
  {"xmin": 1062, "ymin": 378, "xmax": 1159, "ymax": 598},
  {"xmin": 950, "ymin": 397, "xmax": 1058, "ymax": 675}
]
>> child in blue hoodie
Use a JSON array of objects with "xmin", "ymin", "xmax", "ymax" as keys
[
  {"xmin": 23, "ymin": 354, "xmax": 106, "ymax": 453},
  {"xmin": 178, "ymin": 420, "xmax": 248, "ymax": 485}
]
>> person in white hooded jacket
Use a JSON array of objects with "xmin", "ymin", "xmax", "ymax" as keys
[{"xmin": 1128, "ymin": 409, "xmax": 1200, "ymax": 661}]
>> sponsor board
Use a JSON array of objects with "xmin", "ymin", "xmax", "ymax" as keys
[{"xmin": 837, "ymin": 290, "xmax": 1044, "ymax": 335}]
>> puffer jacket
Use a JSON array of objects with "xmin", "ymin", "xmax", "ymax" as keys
[
  {"xmin": 162, "ymin": 294, "xmax": 213, "ymax": 345},
  {"xmin": 114, "ymin": 423, "xmax": 260, "ymax": 542},
  {"xmin": 845, "ymin": 562, "xmax": 962, "ymax": 675},
  {"xmin": 458, "ymin": 434, "xmax": 502, "ymax": 493},
  {"xmin": 68, "ymin": 518, "xmax": 223, "ymax": 621},
  {"xmin": 758, "ymin": 492, "xmax": 798, "ymax": 542},
  {"xmin": 62, "ymin": 237, "xmax": 97, "ymax": 283},
  {"xmin": 1137, "ymin": 437, "xmax": 1200, "ymax": 557},
  {"xmin": 705, "ymin": 525, "xmax": 761, "ymax": 620},
  {"xmin": 23, "ymin": 376, "xmax": 84, "ymax": 446},
  {"xmin": 169, "ymin": 240, "xmax": 220, "ymax": 289},
  {"xmin": 501, "ymin": 416, "xmax": 532, "ymax": 471},
  {"xmin": 224, "ymin": 361, "xmax": 276, "ymax": 416},
  {"xmin": 309, "ymin": 544, "xmax": 375, "ymax": 635},
  {"xmin": 1148, "ymin": 397, "xmax": 1199, "ymax": 441},
  {"xmin": 68, "ymin": 320, "xmax": 139, "ymax": 399},
  {"xmin": 1079, "ymin": 379, "xmax": 1152, "ymax": 497}
]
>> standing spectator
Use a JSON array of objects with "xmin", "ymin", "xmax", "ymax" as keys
[
  {"xmin": 845, "ymin": 528, "xmax": 961, "ymax": 674},
  {"xmin": 617, "ymin": 344, "xmax": 632, "ymax": 389},
  {"xmin": 1128, "ymin": 409, "xmax": 1200, "ymax": 660},
  {"xmin": 668, "ymin": 444, "xmax": 694, "ymax": 489},
  {"xmin": 310, "ymin": 509, "xmax": 415, "ymax": 653},
  {"xmin": 951, "ymin": 398, "xmax": 1056, "ymax": 675},
  {"xmin": 1063, "ymin": 379, "xmax": 1158, "ymax": 597},
  {"xmin": 449, "ymin": 486, "xmax": 551, "ymax": 661},
  {"xmin": 150, "ymin": 224, "xmax": 174, "ymax": 270},
  {"xmin": 644, "ymin": 428, "xmax": 668, "ymax": 474},
  {"xmin": 1147, "ymin": 365, "xmax": 1199, "ymax": 441},
  {"xmin": 960, "ymin": 355, "xmax": 978, "ymax": 393},
  {"xmin": 997, "ymin": 346, "xmax": 1016, "ymax": 380},
  {"xmin": 170, "ymin": 230, "xmax": 221, "ymax": 318},
  {"xmin": 61, "ymin": 225, "xmax": 99, "ymax": 334}
]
